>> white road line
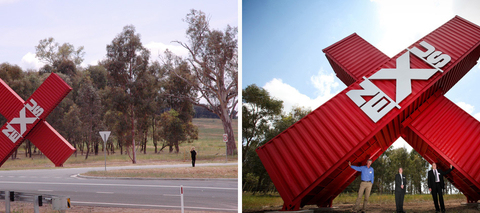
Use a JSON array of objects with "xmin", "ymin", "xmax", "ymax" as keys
[
  {"xmin": 38, "ymin": 189, "xmax": 53, "ymax": 192},
  {"xmin": 71, "ymin": 201, "xmax": 237, "ymax": 211},
  {"xmin": 96, "ymin": 192, "xmax": 114, "ymax": 194},
  {"xmin": 0, "ymin": 181, "xmax": 236, "ymax": 190},
  {"xmin": 162, "ymin": 194, "xmax": 180, "ymax": 197}
]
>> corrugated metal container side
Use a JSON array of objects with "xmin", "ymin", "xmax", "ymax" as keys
[
  {"xmin": 0, "ymin": 78, "xmax": 28, "ymax": 166},
  {"xmin": 323, "ymin": 33, "xmax": 390, "ymax": 86},
  {"xmin": 0, "ymin": 78, "xmax": 25, "ymax": 120},
  {"xmin": 0, "ymin": 125, "xmax": 25, "ymax": 166},
  {"xmin": 419, "ymin": 16, "xmax": 480, "ymax": 95},
  {"xmin": 26, "ymin": 121, "xmax": 75, "ymax": 167},
  {"xmin": 27, "ymin": 73, "xmax": 72, "ymax": 120},
  {"xmin": 256, "ymin": 91, "xmax": 384, "ymax": 209},
  {"xmin": 405, "ymin": 95, "xmax": 480, "ymax": 201},
  {"xmin": 257, "ymin": 16, "xmax": 480, "ymax": 210}
]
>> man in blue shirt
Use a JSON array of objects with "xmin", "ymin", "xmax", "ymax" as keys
[{"xmin": 349, "ymin": 159, "xmax": 374, "ymax": 213}]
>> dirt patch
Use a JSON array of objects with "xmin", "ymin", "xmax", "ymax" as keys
[
  {"xmin": 245, "ymin": 199, "xmax": 479, "ymax": 213},
  {"xmin": 318, "ymin": 199, "xmax": 477, "ymax": 213}
]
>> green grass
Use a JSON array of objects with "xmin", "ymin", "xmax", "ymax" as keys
[
  {"xmin": 242, "ymin": 192, "xmax": 466, "ymax": 211},
  {"xmin": 242, "ymin": 192, "xmax": 284, "ymax": 211},
  {"xmin": 0, "ymin": 118, "xmax": 238, "ymax": 170}
]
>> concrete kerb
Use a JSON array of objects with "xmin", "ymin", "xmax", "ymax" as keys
[{"xmin": 74, "ymin": 174, "xmax": 236, "ymax": 181}]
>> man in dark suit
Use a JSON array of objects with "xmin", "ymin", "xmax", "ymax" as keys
[
  {"xmin": 395, "ymin": 167, "xmax": 406, "ymax": 213},
  {"xmin": 428, "ymin": 162, "xmax": 454, "ymax": 213}
]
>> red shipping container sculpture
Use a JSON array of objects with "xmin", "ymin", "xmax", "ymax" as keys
[
  {"xmin": 0, "ymin": 73, "xmax": 76, "ymax": 167},
  {"xmin": 256, "ymin": 16, "xmax": 480, "ymax": 210}
]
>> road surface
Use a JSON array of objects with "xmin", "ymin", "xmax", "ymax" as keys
[{"xmin": 0, "ymin": 163, "xmax": 238, "ymax": 211}]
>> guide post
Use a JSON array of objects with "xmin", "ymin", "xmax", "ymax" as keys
[{"xmin": 223, "ymin": 134, "xmax": 228, "ymax": 163}]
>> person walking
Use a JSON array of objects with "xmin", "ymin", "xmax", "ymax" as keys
[
  {"xmin": 190, "ymin": 147, "xmax": 197, "ymax": 167},
  {"xmin": 395, "ymin": 167, "xmax": 406, "ymax": 213},
  {"xmin": 428, "ymin": 162, "xmax": 453, "ymax": 213},
  {"xmin": 349, "ymin": 159, "xmax": 374, "ymax": 213}
]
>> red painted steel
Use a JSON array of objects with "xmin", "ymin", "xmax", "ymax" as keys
[
  {"xmin": 404, "ymin": 95, "xmax": 480, "ymax": 202},
  {"xmin": 257, "ymin": 16, "xmax": 480, "ymax": 210},
  {"xmin": 27, "ymin": 73, "xmax": 71, "ymax": 120},
  {"xmin": 26, "ymin": 121, "xmax": 75, "ymax": 167},
  {"xmin": 0, "ymin": 78, "xmax": 24, "ymax": 120},
  {"xmin": 0, "ymin": 73, "xmax": 75, "ymax": 167},
  {"xmin": 323, "ymin": 33, "xmax": 390, "ymax": 86}
]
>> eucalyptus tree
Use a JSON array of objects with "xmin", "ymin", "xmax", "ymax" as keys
[
  {"xmin": 105, "ymin": 25, "xmax": 150, "ymax": 163},
  {"xmin": 174, "ymin": 9, "xmax": 238, "ymax": 154}
]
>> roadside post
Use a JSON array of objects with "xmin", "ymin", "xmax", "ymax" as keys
[
  {"xmin": 180, "ymin": 185, "xmax": 184, "ymax": 213},
  {"xmin": 223, "ymin": 134, "xmax": 228, "ymax": 163},
  {"xmin": 99, "ymin": 131, "xmax": 111, "ymax": 172}
]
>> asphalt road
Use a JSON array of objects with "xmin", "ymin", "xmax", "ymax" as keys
[{"xmin": 0, "ymin": 163, "xmax": 238, "ymax": 211}]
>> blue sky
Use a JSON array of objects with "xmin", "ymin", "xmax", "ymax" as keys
[
  {"xmin": 0, "ymin": 0, "xmax": 237, "ymax": 70},
  {"xmin": 243, "ymin": 0, "xmax": 480, "ymax": 150}
]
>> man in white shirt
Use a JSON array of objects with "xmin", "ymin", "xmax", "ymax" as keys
[
  {"xmin": 395, "ymin": 167, "xmax": 406, "ymax": 213},
  {"xmin": 427, "ymin": 162, "xmax": 454, "ymax": 213}
]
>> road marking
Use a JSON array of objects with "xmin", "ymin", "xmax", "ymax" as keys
[
  {"xmin": 96, "ymin": 192, "xmax": 114, "ymax": 194},
  {"xmin": 71, "ymin": 201, "xmax": 237, "ymax": 211},
  {"xmin": 38, "ymin": 189, "xmax": 53, "ymax": 192},
  {"xmin": 163, "ymin": 194, "xmax": 180, "ymax": 197},
  {"xmin": 0, "ymin": 181, "xmax": 237, "ymax": 190}
]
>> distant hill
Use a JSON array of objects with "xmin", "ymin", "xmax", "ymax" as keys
[{"xmin": 194, "ymin": 105, "xmax": 237, "ymax": 119}]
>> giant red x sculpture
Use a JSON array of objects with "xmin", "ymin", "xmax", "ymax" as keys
[
  {"xmin": 0, "ymin": 73, "xmax": 76, "ymax": 167},
  {"xmin": 257, "ymin": 16, "xmax": 480, "ymax": 210}
]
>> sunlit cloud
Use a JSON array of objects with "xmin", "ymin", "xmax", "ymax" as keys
[
  {"xmin": 20, "ymin": 52, "xmax": 45, "ymax": 70},
  {"xmin": 372, "ymin": 0, "xmax": 454, "ymax": 57},
  {"xmin": 263, "ymin": 69, "xmax": 343, "ymax": 113}
]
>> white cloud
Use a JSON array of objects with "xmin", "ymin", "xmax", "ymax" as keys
[
  {"xmin": 456, "ymin": 102, "xmax": 474, "ymax": 114},
  {"xmin": 391, "ymin": 137, "xmax": 413, "ymax": 152},
  {"xmin": 372, "ymin": 0, "xmax": 454, "ymax": 57},
  {"xmin": 455, "ymin": 101, "xmax": 480, "ymax": 122},
  {"xmin": 0, "ymin": 0, "xmax": 19, "ymax": 6},
  {"xmin": 20, "ymin": 52, "xmax": 45, "ymax": 70},
  {"xmin": 145, "ymin": 42, "xmax": 189, "ymax": 61},
  {"xmin": 474, "ymin": 113, "xmax": 480, "ymax": 121},
  {"xmin": 263, "ymin": 69, "xmax": 342, "ymax": 113},
  {"xmin": 311, "ymin": 68, "xmax": 339, "ymax": 97}
]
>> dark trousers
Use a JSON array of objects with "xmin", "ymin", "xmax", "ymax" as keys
[
  {"xmin": 192, "ymin": 159, "xmax": 196, "ymax": 167},
  {"xmin": 432, "ymin": 182, "xmax": 445, "ymax": 211},
  {"xmin": 395, "ymin": 190, "xmax": 404, "ymax": 212}
]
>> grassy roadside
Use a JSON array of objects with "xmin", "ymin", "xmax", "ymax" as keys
[
  {"xmin": 0, "ymin": 118, "xmax": 238, "ymax": 171},
  {"xmin": 83, "ymin": 165, "xmax": 238, "ymax": 179},
  {"xmin": 242, "ymin": 192, "xmax": 466, "ymax": 212}
]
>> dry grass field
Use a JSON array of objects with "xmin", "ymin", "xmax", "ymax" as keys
[{"xmin": 84, "ymin": 165, "xmax": 238, "ymax": 179}]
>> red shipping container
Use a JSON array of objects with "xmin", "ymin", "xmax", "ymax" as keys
[
  {"xmin": 257, "ymin": 16, "xmax": 480, "ymax": 210},
  {"xmin": 0, "ymin": 73, "xmax": 75, "ymax": 167}
]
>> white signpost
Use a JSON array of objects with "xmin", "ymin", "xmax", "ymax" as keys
[
  {"xmin": 99, "ymin": 131, "xmax": 111, "ymax": 172},
  {"xmin": 180, "ymin": 185, "xmax": 184, "ymax": 213},
  {"xmin": 223, "ymin": 133, "xmax": 228, "ymax": 163}
]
